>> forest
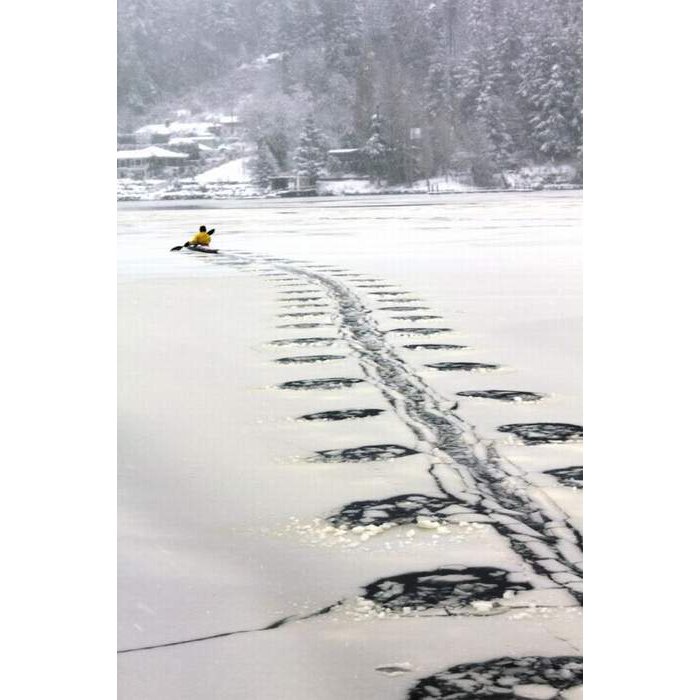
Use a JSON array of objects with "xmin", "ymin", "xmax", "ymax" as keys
[{"xmin": 118, "ymin": 0, "xmax": 582, "ymax": 186}]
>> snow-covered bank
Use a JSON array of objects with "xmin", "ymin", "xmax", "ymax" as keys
[
  {"xmin": 117, "ymin": 164, "xmax": 581, "ymax": 201},
  {"xmin": 117, "ymin": 177, "xmax": 580, "ymax": 202},
  {"xmin": 118, "ymin": 192, "xmax": 582, "ymax": 698},
  {"xmin": 318, "ymin": 165, "xmax": 580, "ymax": 196},
  {"xmin": 117, "ymin": 177, "xmax": 258, "ymax": 202}
]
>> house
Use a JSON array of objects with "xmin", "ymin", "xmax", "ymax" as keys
[
  {"xmin": 268, "ymin": 174, "xmax": 317, "ymax": 196},
  {"xmin": 133, "ymin": 121, "xmax": 221, "ymax": 145},
  {"xmin": 269, "ymin": 175, "xmax": 293, "ymax": 191},
  {"xmin": 117, "ymin": 146, "xmax": 189, "ymax": 179},
  {"xmin": 167, "ymin": 138, "xmax": 219, "ymax": 160},
  {"xmin": 197, "ymin": 143, "xmax": 217, "ymax": 158},
  {"xmin": 218, "ymin": 116, "xmax": 242, "ymax": 137},
  {"xmin": 117, "ymin": 133, "xmax": 137, "ymax": 147},
  {"xmin": 327, "ymin": 148, "xmax": 364, "ymax": 174}
]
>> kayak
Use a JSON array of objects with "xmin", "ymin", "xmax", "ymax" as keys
[{"xmin": 183, "ymin": 245, "xmax": 219, "ymax": 254}]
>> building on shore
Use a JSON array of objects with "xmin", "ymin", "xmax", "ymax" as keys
[
  {"xmin": 117, "ymin": 146, "xmax": 189, "ymax": 179},
  {"xmin": 217, "ymin": 116, "xmax": 242, "ymax": 138},
  {"xmin": 132, "ymin": 120, "xmax": 221, "ymax": 145},
  {"xmin": 326, "ymin": 148, "xmax": 364, "ymax": 175},
  {"xmin": 268, "ymin": 174, "xmax": 317, "ymax": 196}
]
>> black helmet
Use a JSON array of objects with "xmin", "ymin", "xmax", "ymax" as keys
[{"xmin": 199, "ymin": 225, "xmax": 207, "ymax": 232}]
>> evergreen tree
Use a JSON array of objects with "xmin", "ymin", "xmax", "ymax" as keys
[
  {"xmin": 117, "ymin": 0, "xmax": 164, "ymax": 114},
  {"xmin": 362, "ymin": 112, "xmax": 389, "ymax": 183},
  {"xmin": 517, "ymin": 9, "xmax": 581, "ymax": 160},
  {"xmin": 460, "ymin": 118, "xmax": 500, "ymax": 187},
  {"xmin": 320, "ymin": 0, "xmax": 363, "ymax": 76},
  {"xmin": 198, "ymin": 0, "xmax": 239, "ymax": 55},
  {"xmin": 479, "ymin": 94, "xmax": 514, "ymax": 167},
  {"xmin": 294, "ymin": 115, "xmax": 327, "ymax": 183},
  {"xmin": 251, "ymin": 141, "xmax": 277, "ymax": 189},
  {"xmin": 353, "ymin": 43, "xmax": 376, "ymax": 138}
]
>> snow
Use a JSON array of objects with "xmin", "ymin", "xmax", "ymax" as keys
[
  {"xmin": 116, "ymin": 146, "xmax": 188, "ymax": 160},
  {"xmin": 118, "ymin": 191, "xmax": 582, "ymax": 698},
  {"xmin": 167, "ymin": 137, "xmax": 216, "ymax": 152},
  {"xmin": 503, "ymin": 164, "xmax": 578, "ymax": 190},
  {"xmin": 134, "ymin": 121, "xmax": 218, "ymax": 137},
  {"xmin": 117, "ymin": 167, "xmax": 579, "ymax": 201},
  {"xmin": 255, "ymin": 52, "xmax": 283, "ymax": 65},
  {"xmin": 317, "ymin": 178, "xmax": 376, "ymax": 195},
  {"xmin": 514, "ymin": 685, "xmax": 560, "ymax": 699},
  {"xmin": 117, "ymin": 178, "xmax": 258, "ymax": 202},
  {"xmin": 316, "ymin": 175, "xmax": 496, "ymax": 196},
  {"xmin": 195, "ymin": 156, "xmax": 253, "ymax": 183}
]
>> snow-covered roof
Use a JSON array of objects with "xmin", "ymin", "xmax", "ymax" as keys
[
  {"xmin": 134, "ymin": 121, "xmax": 217, "ymax": 137},
  {"xmin": 168, "ymin": 137, "xmax": 209, "ymax": 146},
  {"xmin": 117, "ymin": 146, "xmax": 188, "ymax": 160},
  {"xmin": 255, "ymin": 53, "xmax": 282, "ymax": 66},
  {"xmin": 328, "ymin": 148, "xmax": 360, "ymax": 155}
]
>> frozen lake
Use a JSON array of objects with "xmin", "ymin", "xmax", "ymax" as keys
[{"xmin": 118, "ymin": 192, "xmax": 582, "ymax": 699}]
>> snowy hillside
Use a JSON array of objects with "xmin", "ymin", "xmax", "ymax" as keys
[
  {"xmin": 118, "ymin": 0, "xmax": 582, "ymax": 185},
  {"xmin": 196, "ymin": 156, "xmax": 253, "ymax": 184}
]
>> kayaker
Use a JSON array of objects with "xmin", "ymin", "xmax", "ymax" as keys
[{"xmin": 185, "ymin": 225, "xmax": 213, "ymax": 248}]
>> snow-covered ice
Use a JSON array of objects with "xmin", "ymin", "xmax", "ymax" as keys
[{"xmin": 118, "ymin": 192, "xmax": 582, "ymax": 698}]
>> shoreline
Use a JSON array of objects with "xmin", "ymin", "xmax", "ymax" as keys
[{"xmin": 118, "ymin": 185, "xmax": 583, "ymax": 207}]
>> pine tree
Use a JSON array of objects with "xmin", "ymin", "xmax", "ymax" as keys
[
  {"xmin": 362, "ymin": 112, "xmax": 389, "ymax": 183},
  {"xmin": 425, "ymin": 57, "xmax": 450, "ymax": 121},
  {"xmin": 320, "ymin": 0, "xmax": 362, "ymax": 76},
  {"xmin": 294, "ymin": 115, "xmax": 327, "ymax": 183},
  {"xmin": 117, "ymin": 0, "xmax": 163, "ymax": 114},
  {"xmin": 461, "ymin": 118, "xmax": 500, "ymax": 187},
  {"xmin": 251, "ymin": 141, "xmax": 277, "ymax": 190},
  {"xmin": 478, "ymin": 95, "xmax": 514, "ymax": 167},
  {"xmin": 198, "ymin": 0, "xmax": 239, "ymax": 55},
  {"xmin": 515, "ymin": 1, "xmax": 582, "ymax": 161}
]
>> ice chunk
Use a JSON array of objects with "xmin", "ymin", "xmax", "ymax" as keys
[
  {"xmin": 416, "ymin": 516, "xmax": 439, "ymax": 529},
  {"xmin": 514, "ymin": 684, "xmax": 559, "ymax": 699},
  {"xmin": 375, "ymin": 662, "xmax": 413, "ymax": 676}
]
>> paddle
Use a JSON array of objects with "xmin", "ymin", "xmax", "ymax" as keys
[{"xmin": 170, "ymin": 229, "xmax": 215, "ymax": 252}]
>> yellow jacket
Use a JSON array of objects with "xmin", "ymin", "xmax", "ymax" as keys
[{"xmin": 189, "ymin": 230, "xmax": 211, "ymax": 246}]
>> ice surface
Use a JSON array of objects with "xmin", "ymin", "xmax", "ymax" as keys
[{"xmin": 118, "ymin": 192, "xmax": 581, "ymax": 698}]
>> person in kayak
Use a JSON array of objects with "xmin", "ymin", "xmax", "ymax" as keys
[
  {"xmin": 170, "ymin": 226, "xmax": 217, "ymax": 252},
  {"xmin": 185, "ymin": 225, "xmax": 213, "ymax": 248}
]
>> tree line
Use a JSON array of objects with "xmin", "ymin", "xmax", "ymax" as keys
[{"xmin": 118, "ymin": 0, "xmax": 582, "ymax": 185}]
